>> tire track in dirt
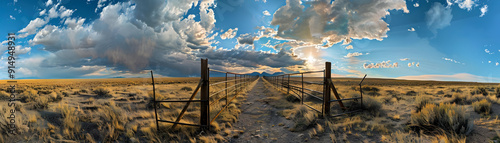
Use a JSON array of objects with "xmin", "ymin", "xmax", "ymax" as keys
[{"xmin": 229, "ymin": 78, "xmax": 305, "ymax": 143}]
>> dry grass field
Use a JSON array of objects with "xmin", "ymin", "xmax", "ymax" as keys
[
  {"xmin": 267, "ymin": 77, "xmax": 500, "ymax": 142},
  {"xmin": 0, "ymin": 77, "xmax": 255, "ymax": 143},
  {"xmin": 0, "ymin": 77, "xmax": 499, "ymax": 142}
]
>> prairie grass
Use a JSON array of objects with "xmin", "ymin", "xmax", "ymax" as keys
[
  {"xmin": 410, "ymin": 103, "xmax": 473, "ymax": 137},
  {"xmin": 361, "ymin": 96, "xmax": 382, "ymax": 116},
  {"xmin": 415, "ymin": 94, "xmax": 432, "ymax": 112},
  {"xmin": 55, "ymin": 103, "xmax": 81, "ymax": 139},
  {"xmin": 288, "ymin": 105, "xmax": 318, "ymax": 131},
  {"xmin": 472, "ymin": 99, "xmax": 491, "ymax": 115},
  {"xmin": 93, "ymin": 87, "xmax": 111, "ymax": 97}
]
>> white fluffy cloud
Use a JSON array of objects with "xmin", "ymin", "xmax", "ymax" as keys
[
  {"xmin": 220, "ymin": 28, "xmax": 238, "ymax": 39},
  {"xmin": 345, "ymin": 45, "xmax": 353, "ymax": 50},
  {"xmin": 271, "ymin": 0, "xmax": 409, "ymax": 47},
  {"xmin": 480, "ymin": 5, "xmax": 488, "ymax": 17},
  {"xmin": 46, "ymin": 0, "xmax": 53, "ymax": 6},
  {"xmin": 408, "ymin": 27, "xmax": 415, "ymax": 32},
  {"xmin": 414, "ymin": 3, "xmax": 419, "ymax": 7},
  {"xmin": 263, "ymin": 10, "xmax": 271, "ymax": 16},
  {"xmin": 363, "ymin": 60, "xmax": 398, "ymax": 69},
  {"xmin": 18, "ymin": 18, "xmax": 48, "ymax": 38},
  {"xmin": 426, "ymin": 2, "xmax": 453, "ymax": 34},
  {"xmin": 344, "ymin": 52, "xmax": 363, "ymax": 58},
  {"xmin": 447, "ymin": 0, "xmax": 477, "ymax": 11},
  {"xmin": 9, "ymin": 15, "xmax": 15, "ymax": 20}
]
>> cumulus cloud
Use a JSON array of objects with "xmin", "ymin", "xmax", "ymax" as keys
[
  {"xmin": 496, "ymin": 62, "xmax": 499, "ymax": 66},
  {"xmin": 271, "ymin": 0, "xmax": 409, "ymax": 47},
  {"xmin": 64, "ymin": 17, "xmax": 86, "ymax": 29},
  {"xmin": 400, "ymin": 58, "xmax": 409, "ymax": 61},
  {"xmin": 408, "ymin": 62, "xmax": 412, "ymax": 67},
  {"xmin": 198, "ymin": 47, "xmax": 304, "ymax": 68},
  {"xmin": 363, "ymin": 60, "xmax": 398, "ymax": 69},
  {"xmin": 18, "ymin": 18, "xmax": 48, "ymax": 38},
  {"xmin": 408, "ymin": 27, "xmax": 415, "ymax": 32},
  {"xmin": 23, "ymin": 0, "xmax": 304, "ymax": 78},
  {"xmin": 263, "ymin": 10, "xmax": 271, "ymax": 16},
  {"xmin": 46, "ymin": 0, "xmax": 53, "ymax": 6},
  {"xmin": 220, "ymin": 28, "xmax": 238, "ymax": 39},
  {"xmin": 345, "ymin": 45, "xmax": 353, "ymax": 50},
  {"xmin": 237, "ymin": 33, "xmax": 259, "ymax": 45},
  {"xmin": 416, "ymin": 62, "xmax": 420, "ymax": 67},
  {"xmin": 426, "ymin": 2, "xmax": 453, "ymax": 34},
  {"xmin": 480, "ymin": 5, "xmax": 488, "ymax": 17},
  {"xmin": 447, "ymin": 0, "xmax": 477, "ymax": 11},
  {"xmin": 344, "ymin": 52, "xmax": 363, "ymax": 58},
  {"xmin": 9, "ymin": 15, "xmax": 15, "ymax": 20},
  {"xmin": 414, "ymin": 3, "xmax": 419, "ymax": 7},
  {"xmin": 95, "ymin": 0, "xmax": 107, "ymax": 12},
  {"xmin": 40, "ymin": 9, "xmax": 46, "ymax": 16}
]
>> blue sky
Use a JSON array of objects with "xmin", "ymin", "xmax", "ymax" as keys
[{"xmin": 0, "ymin": 0, "xmax": 499, "ymax": 82}]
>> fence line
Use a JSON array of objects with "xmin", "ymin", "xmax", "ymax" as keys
[
  {"xmin": 263, "ymin": 62, "xmax": 367, "ymax": 117},
  {"xmin": 152, "ymin": 59, "xmax": 258, "ymax": 130}
]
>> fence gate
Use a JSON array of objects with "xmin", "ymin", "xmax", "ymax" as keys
[
  {"xmin": 263, "ymin": 62, "xmax": 367, "ymax": 117},
  {"xmin": 152, "ymin": 59, "xmax": 258, "ymax": 131}
]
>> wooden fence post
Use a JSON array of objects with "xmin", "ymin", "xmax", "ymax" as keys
[
  {"xmin": 323, "ymin": 62, "xmax": 331, "ymax": 116},
  {"xmin": 200, "ymin": 59, "xmax": 209, "ymax": 129},
  {"xmin": 225, "ymin": 73, "xmax": 228, "ymax": 106},
  {"xmin": 301, "ymin": 73, "xmax": 304, "ymax": 105},
  {"xmin": 287, "ymin": 75, "xmax": 290, "ymax": 94}
]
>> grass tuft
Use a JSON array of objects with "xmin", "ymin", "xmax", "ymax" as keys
[
  {"xmin": 93, "ymin": 87, "xmax": 111, "ymax": 97},
  {"xmin": 288, "ymin": 105, "xmax": 318, "ymax": 131},
  {"xmin": 362, "ymin": 96, "xmax": 382, "ymax": 116},
  {"xmin": 410, "ymin": 103, "xmax": 473, "ymax": 136},
  {"xmin": 472, "ymin": 99, "xmax": 491, "ymax": 115}
]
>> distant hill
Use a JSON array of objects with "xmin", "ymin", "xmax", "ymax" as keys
[{"xmin": 248, "ymin": 72, "xmax": 286, "ymax": 77}]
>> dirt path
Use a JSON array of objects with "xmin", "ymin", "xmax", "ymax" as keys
[{"xmin": 229, "ymin": 78, "xmax": 306, "ymax": 143}]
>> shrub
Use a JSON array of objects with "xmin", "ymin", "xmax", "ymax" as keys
[
  {"xmin": 451, "ymin": 93, "xmax": 467, "ymax": 105},
  {"xmin": 410, "ymin": 103, "xmax": 473, "ymax": 136},
  {"xmin": 93, "ymin": 87, "xmax": 111, "ymax": 97},
  {"xmin": 362, "ymin": 86, "xmax": 380, "ymax": 92},
  {"xmin": 451, "ymin": 88, "xmax": 463, "ymax": 93},
  {"xmin": 0, "ymin": 91, "xmax": 10, "ymax": 99},
  {"xmin": 288, "ymin": 106, "xmax": 317, "ymax": 131},
  {"xmin": 496, "ymin": 86, "xmax": 500, "ymax": 97},
  {"xmin": 180, "ymin": 86, "xmax": 193, "ymax": 91},
  {"xmin": 33, "ymin": 96, "xmax": 50, "ymax": 109},
  {"xmin": 56, "ymin": 104, "xmax": 81, "ymax": 139},
  {"xmin": 436, "ymin": 90, "xmax": 445, "ymax": 95},
  {"xmin": 415, "ymin": 95, "xmax": 432, "ymax": 112},
  {"xmin": 470, "ymin": 87, "xmax": 488, "ymax": 96},
  {"xmin": 362, "ymin": 96, "xmax": 382, "ymax": 116},
  {"xmin": 472, "ymin": 99, "xmax": 491, "ymax": 115},
  {"xmin": 20, "ymin": 89, "xmax": 39, "ymax": 102},
  {"xmin": 406, "ymin": 91, "xmax": 417, "ymax": 96}
]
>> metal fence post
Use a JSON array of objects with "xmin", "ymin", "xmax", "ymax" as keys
[
  {"xmin": 200, "ymin": 59, "xmax": 210, "ymax": 129},
  {"xmin": 323, "ymin": 62, "xmax": 331, "ymax": 116}
]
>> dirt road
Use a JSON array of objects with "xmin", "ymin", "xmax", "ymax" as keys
[{"xmin": 229, "ymin": 78, "xmax": 309, "ymax": 143}]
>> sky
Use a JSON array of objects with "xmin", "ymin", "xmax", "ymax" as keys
[{"xmin": 0, "ymin": 0, "xmax": 499, "ymax": 82}]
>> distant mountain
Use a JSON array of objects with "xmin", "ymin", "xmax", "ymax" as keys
[
  {"xmin": 248, "ymin": 72, "xmax": 261, "ymax": 76},
  {"xmin": 247, "ymin": 72, "xmax": 286, "ymax": 77}
]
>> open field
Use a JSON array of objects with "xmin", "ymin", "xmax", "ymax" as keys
[{"xmin": 0, "ymin": 77, "xmax": 499, "ymax": 142}]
